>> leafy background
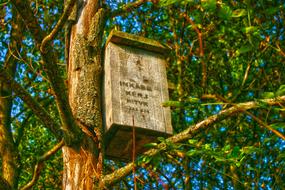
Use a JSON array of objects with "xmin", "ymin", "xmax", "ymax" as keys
[{"xmin": 1, "ymin": 0, "xmax": 285, "ymax": 189}]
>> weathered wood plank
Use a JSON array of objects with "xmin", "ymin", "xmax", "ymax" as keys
[{"xmin": 104, "ymin": 30, "xmax": 172, "ymax": 160}]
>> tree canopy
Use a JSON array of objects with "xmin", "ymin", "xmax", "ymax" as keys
[{"xmin": 0, "ymin": 0, "xmax": 285, "ymax": 189}]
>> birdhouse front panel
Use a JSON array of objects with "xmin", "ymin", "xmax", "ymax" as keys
[{"xmin": 104, "ymin": 30, "xmax": 172, "ymax": 160}]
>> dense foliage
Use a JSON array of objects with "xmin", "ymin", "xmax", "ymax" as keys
[{"xmin": 0, "ymin": 0, "xmax": 284, "ymax": 189}]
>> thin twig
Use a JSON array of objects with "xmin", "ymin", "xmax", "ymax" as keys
[
  {"xmin": 110, "ymin": 0, "xmax": 147, "ymax": 17},
  {"xmin": 204, "ymin": 94, "xmax": 285, "ymax": 140},
  {"xmin": 182, "ymin": 13, "xmax": 207, "ymax": 89},
  {"xmin": 40, "ymin": 0, "xmax": 77, "ymax": 52},
  {"xmin": 132, "ymin": 115, "xmax": 137, "ymax": 190},
  {"xmin": 20, "ymin": 140, "xmax": 64, "ymax": 190},
  {"xmin": 0, "ymin": 69, "xmax": 62, "ymax": 139},
  {"xmin": 276, "ymin": 42, "xmax": 285, "ymax": 57}
]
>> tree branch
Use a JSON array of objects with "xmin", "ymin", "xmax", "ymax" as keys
[
  {"xmin": 203, "ymin": 94, "xmax": 285, "ymax": 140},
  {"xmin": 0, "ymin": 177, "xmax": 11, "ymax": 190},
  {"xmin": 40, "ymin": 0, "xmax": 77, "ymax": 52},
  {"xmin": 0, "ymin": 69, "xmax": 62, "ymax": 139},
  {"xmin": 20, "ymin": 140, "xmax": 64, "ymax": 190},
  {"xmin": 110, "ymin": 0, "xmax": 148, "ymax": 17},
  {"xmin": 10, "ymin": 0, "xmax": 46, "ymax": 45},
  {"xmin": 101, "ymin": 96, "xmax": 285, "ymax": 187},
  {"xmin": 11, "ymin": 0, "xmax": 83, "ymax": 145},
  {"xmin": 276, "ymin": 42, "xmax": 285, "ymax": 57},
  {"xmin": 182, "ymin": 13, "xmax": 206, "ymax": 89}
]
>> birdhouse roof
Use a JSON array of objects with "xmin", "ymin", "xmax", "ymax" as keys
[{"xmin": 106, "ymin": 30, "xmax": 170, "ymax": 55}]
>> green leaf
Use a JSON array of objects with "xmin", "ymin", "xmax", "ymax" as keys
[
  {"xmin": 236, "ymin": 45, "xmax": 252, "ymax": 55},
  {"xmin": 142, "ymin": 156, "xmax": 152, "ymax": 164},
  {"xmin": 260, "ymin": 92, "xmax": 275, "ymax": 98},
  {"xmin": 232, "ymin": 9, "xmax": 247, "ymax": 18},
  {"xmin": 158, "ymin": 0, "xmax": 194, "ymax": 7},
  {"xmin": 270, "ymin": 123, "xmax": 285, "ymax": 129},
  {"xmin": 188, "ymin": 139, "xmax": 198, "ymax": 145},
  {"xmin": 242, "ymin": 26, "xmax": 258, "ymax": 34},
  {"xmin": 222, "ymin": 144, "xmax": 231, "ymax": 152},
  {"xmin": 276, "ymin": 85, "xmax": 285, "ymax": 96},
  {"xmin": 218, "ymin": 5, "xmax": 232, "ymax": 20},
  {"xmin": 187, "ymin": 97, "xmax": 200, "ymax": 103},
  {"xmin": 158, "ymin": 0, "xmax": 177, "ymax": 7},
  {"xmin": 202, "ymin": 0, "xmax": 216, "ymax": 11},
  {"xmin": 144, "ymin": 143, "xmax": 158, "ymax": 148},
  {"xmin": 213, "ymin": 155, "xmax": 227, "ymax": 162},
  {"xmin": 162, "ymin": 101, "xmax": 182, "ymax": 107},
  {"xmin": 231, "ymin": 146, "xmax": 240, "ymax": 158},
  {"xmin": 241, "ymin": 146, "xmax": 260, "ymax": 154},
  {"xmin": 204, "ymin": 144, "xmax": 211, "ymax": 150},
  {"xmin": 157, "ymin": 137, "xmax": 165, "ymax": 142},
  {"xmin": 277, "ymin": 153, "xmax": 285, "ymax": 160},
  {"xmin": 186, "ymin": 149, "xmax": 200, "ymax": 157},
  {"xmin": 266, "ymin": 6, "xmax": 281, "ymax": 15}
]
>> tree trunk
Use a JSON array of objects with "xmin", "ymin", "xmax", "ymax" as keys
[
  {"xmin": 64, "ymin": 0, "xmax": 106, "ymax": 189},
  {"xmin": 0, "ymin": 9, "xmax": 23, "ymax": 189}
]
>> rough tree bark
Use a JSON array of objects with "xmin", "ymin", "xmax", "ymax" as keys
[
  {"xmin": 64, "ymin": 0, "xmax": 106, "ymax": 189},
  {"xmin": 0, "ymin": 9, "xmax": 24, "ymax": 189}
]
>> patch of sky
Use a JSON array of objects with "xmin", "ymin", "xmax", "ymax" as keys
[
  {"xmin": 259, "ymin": 59, "xmax": 265, "ymax": 67},
  {"xmin": 49, "ymin": 7, "xmax": 59, "ymax": 16},
  {"xmin": 27, "ymin": 72, "xmax": 34, "ymax": 79},
  {"xmin": 105, "ymin": 0, "xmax": 121, "ymax": 10},
  {"xmin": 15, "ymin": 64, "xmax": 27, "ymax": 83},
  {"xmin": 272, "ymin": 114, "xmax": 280, "ymax": 120},
  {"xmin": 215, "ymin": 174, "xmax": 224, "ymax": 187},
  {"xmin": 246, "ymin": 115, "xmax": 252, "ymax": 122},
  {"xmin": 265, "ymin": 25, "xmax": 276, "ymax": 37},
  {"xmin": 214, "ymin": 105, "xmax": 222, "ymax": 114},
  {"xmin": 260, "ymin": 176, "xmax": 272, "ymax": 186},
  {"xmin": 254, "ymin": 67, "xmax": 260, "ymax": 72},
  {"xmin": 185, "ymin": 116, "xmax": 193, "ymax": 123},
  {"xmin": 172, "ymin": 181, "xmax": 184, "ymax": 190},
  {"xmin": 220, "ymin": 126, "xmax": 227, "ymax": 132},
  {"xmin": 164, "ymin": 163, "xmax": 177, "ymax": 174},
  {"xmin": 130, "ymin": 22, "xmax": 142, "ymax": 34},
  {"xmin": 246, "ymin": 169, "xmax": 251, "ymax": 176},
  {"xmin": 4, "ymin": 33, "xmax": 10, "ymax": 41},
  {"xmin": 23, "ymin": 36, "xmax": 34, "ymax": 47},
  {"xmin": 196, "ymin": 159, "xmax": 204, "ymax": 172},
  {"xmin": 40, "ymin": 23, "xmax": 45, "ymax": 30},
  {"xmin": 226, "ymin": 182, "xmax": 234, "ymax": 190},
  {"xmin": 247, "ymin": 91, "xmax": 254, "ymax": 98},
  {"xmin": 263, "ymin": 157, "xmax": 269, "ymax": 164},
  {"xmin": 211, "ymin": 141, "xmax": 218, "ymax": 149},
  {"xmin": 26, "ymin": 52, "xmax": 34, "ymax": 58},
  {"xmin": 4, "ymin": 5, "xmax": 12, "ymax": 21},
  {"xmin": 192, "ymin": 56, "xmax": 198, "ymax": 61},
  {"xmin": 275, "ymin": 139, "xmax": 285, "ymax": 151},
  {"xmin": 207, "ymin": 104, "xmax": 212, "ymax": 110},
  {"xmin": 192, "ymin": 108, "xmax": 198, "ymax": 115},
  {"xmin": 0, "ymin": 48, "xmax": 7, "ymax": 62},
  {"xmin": 27, "ymin": 86, "xmax": 37, "ymax": 98},
  {"xmin": 28, "ymin": 139, "xmax": 35, "ymax": 146},
  {"xmin": 191, "ymin": 178, "xmax": 199, "ymax": 189},
  {"xmin": 53, "ymin": 39, "xmax": 62, "ymax": 47},
  {"xmin": 11, "ymin": 97, "xmax": 24, "ymax": 118},
  {"xmin": 35, "ymin": 75, "xmax": 43, "ymax": 83}
]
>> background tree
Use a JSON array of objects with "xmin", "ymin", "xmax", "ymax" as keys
[{"xmin": 0, "ymin": 0, "xmax": 284, "ymax": 189}]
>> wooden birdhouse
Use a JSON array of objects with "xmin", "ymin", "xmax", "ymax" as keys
[{"xmin": 104, "ymin": 30, "xmax": 172, "ymax": 160}]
